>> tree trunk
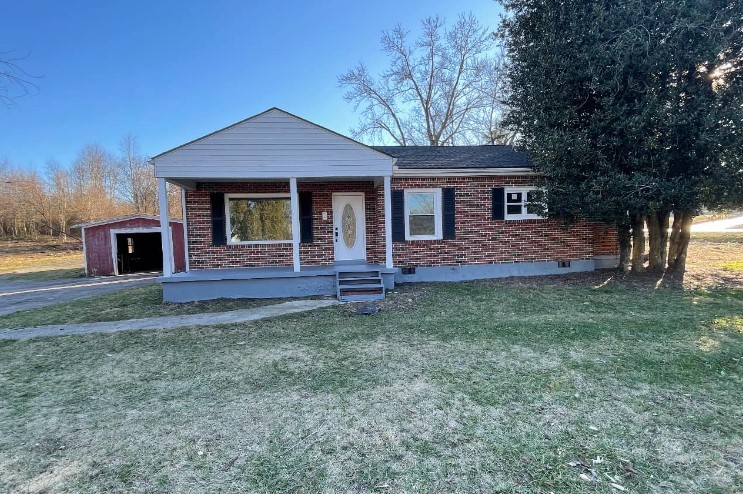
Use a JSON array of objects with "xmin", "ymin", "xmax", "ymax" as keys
[
  {"xmin": 631, "ymin": 213, "xmax": 646, "ymax": 272},
  {"xmin": 667, "ymin": 209, "xmax": 694, "ymax": 274},
  {"xmin": 647, "ymin": 209, "xmax": 670, "ymax": 271},
  {"xmin": 618, "ymin": 222, "xmax": 632, "ymax": 273}
]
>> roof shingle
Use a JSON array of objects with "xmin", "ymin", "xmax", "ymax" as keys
[{"xmin": 372, "ymin": 145, "xmax": 531, "ymax": 169}]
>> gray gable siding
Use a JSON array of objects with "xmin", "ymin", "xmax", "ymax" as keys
[{"xmin": 153, "ymin": 108, "xmax": 394, "ymax": 179}]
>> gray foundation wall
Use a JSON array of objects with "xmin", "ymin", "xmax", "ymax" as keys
[
  {"xmin": 163, "ymin": 275, "xmax": 336, "ymax": 303},
  {"xmin": 394, "ymin": 260, "xmax": 595, "ymax": 284},
  {"xmin": 162, "ymin": 271, "xmax": 397, "ymax": 303},
  {"xmin": 162, "ymin": 260, "xmax": 600, "ymax": 302}
]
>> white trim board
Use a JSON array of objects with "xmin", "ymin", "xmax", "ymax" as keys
[
  {"xmin": 109, "ymin": 227, "xmax": 174, "ymax": 276},
  {"xmin": 393, "ymin": 167, "xmax": 536, "ymax": 177},
  {"xmin": 181, "ymin": 188, "xmax": 190, "ymax": 272},
  {"xmin": 72, "ymin": 214, "xmax": 182, "ymax": 230},
  {"xmin": 81, "ymin": 227, "xmax": 89, "ymax": 276}
]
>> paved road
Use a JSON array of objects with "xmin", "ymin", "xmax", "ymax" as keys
[
  {"xmin": 0, "ymin": 274, "xmax": 157, "ymax": 317},
  {"xmin": 692, "ymin": 215, "xmax": 743, "ymax": 233}
]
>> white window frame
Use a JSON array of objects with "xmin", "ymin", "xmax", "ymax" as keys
[
  {"xmin": 404, "ymin": 188, "xmax": 443, "ymax": 240},
  {"xmin": 225, "ymin": 193, "xmax": 293, "ymax": 245},
  {"xmin": 505, "ymin": 187, "xmax": 542, "ymax": 220}
]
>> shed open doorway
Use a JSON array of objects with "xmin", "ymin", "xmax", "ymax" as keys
[{"xmin": 113, "ymin": 230, "xmax": 164, "ymax": 275}]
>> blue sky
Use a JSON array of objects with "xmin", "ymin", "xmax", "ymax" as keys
[{"xmin": 1, "ymin": 0, "xmax": 501, "ymax": 169}]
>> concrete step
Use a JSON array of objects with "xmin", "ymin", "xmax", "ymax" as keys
[
  {"xmin": 339, "ymin": 292, "xmax": 386, "ymax": 302},
  {"xmin": 336, "ymin": 267, "xmax": 385, "ymax": 302},
  {"xmin": 337, "ymin": 276, "xmax": 383, "ymax": 285},
  {"xmin": 338, "ymin": 283, "xmax": 385, "ymax": 291}
]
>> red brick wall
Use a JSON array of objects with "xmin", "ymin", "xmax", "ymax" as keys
[
  {"xmin": 391, "ymin": 176, "xmax": 604, "ymax": 267},
  {"xmin": 84, "ymin": 218, "xmax": 185, "ymax": 275},
  {"xmin": 592, "ymin": 223, "xmax": 620, "ymax": 256},
  {"xmin": 186, "ymin": 181, "xmax": 384, "ymax": 269},
  {"xmin": 185, "ymin": 177, "xmax": 618, "ymax": 269}
]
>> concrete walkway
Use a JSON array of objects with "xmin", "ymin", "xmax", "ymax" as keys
[{"xmin": 0, "ymin": 299, "xmax": 339, "ymax": 341}]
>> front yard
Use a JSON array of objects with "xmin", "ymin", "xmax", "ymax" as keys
[{"xmin": 1, "ymin": 275, "xmax": 741, "ymax": 492}]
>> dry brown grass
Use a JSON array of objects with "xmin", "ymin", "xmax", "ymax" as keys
[{"xmin": 0, "ymin": 238, "xmax": 82, "ymax": 275}]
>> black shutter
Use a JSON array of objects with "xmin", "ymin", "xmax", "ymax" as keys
[
  {"xmin": 299, "ymin": 191, "xmax": 313, "ymax": 243},
  {"xmin": 492, "ymin": 187, "xmax": 505, "ymax": 220},
  {"xmin": 391, "ymin": 189, "xmax": 405, "ymax": 241},
  {"xmin": 442, "ymin": 188, "xmax": 456, "ymax": 239},
  {"xmin": 210, "ymin": 192, "xmax": 227, "ymax": 246}
]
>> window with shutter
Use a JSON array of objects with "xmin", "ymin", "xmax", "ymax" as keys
[
  {"xmin": 504, "ymin": 187, "xmax": 542, "ymax": 220},
  {"xmin": 404, "ymin": 189, "xmax": 442, "ymax": 240}
]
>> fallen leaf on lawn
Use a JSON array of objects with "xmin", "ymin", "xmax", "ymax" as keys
[
  {"xmin": 620, "ymin": 459, "xmax": 638, "ymax": 476},
  {"xmin": 579, "ymin": 473, "xmax": 595, "ymax": 482}
]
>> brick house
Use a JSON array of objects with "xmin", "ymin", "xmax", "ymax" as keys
[{"xmin": 151, "ymin": 108, "xmax": 618, "ymax": 302}]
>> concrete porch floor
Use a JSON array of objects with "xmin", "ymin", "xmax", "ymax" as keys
[{"xmin": 159, "ymin": 263, "xmax": 397, "ymax": 303}]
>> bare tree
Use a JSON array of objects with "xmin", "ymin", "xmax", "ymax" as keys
[
  {"xmin": 466, "ymin": 44, "xmax": 517, "ymax": 145},
  {"xmin": 117, "ymin": 135, "xmax": 158, "ymax": 214},
  {"xmin": 339, "ymin": 13, "xmax": 506, "ymax": 146},
  {"xmin": 0, "ymin": 51, "xmax": 39, "ymax": 108},
  {"xmin": 70, "ymin": 144, "xmax": 122, "ymax": 222},
  {"xmin": 45, "ymin": 160, "xmax": 73, "ymax": 240}
]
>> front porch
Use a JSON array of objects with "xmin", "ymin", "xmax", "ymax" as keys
[
  {"xmin": 150, "ymin": 107, "xmax": 398, "ymax": 302},
  {"xmin": 160, "ymin": 263, "xmax": 397, "ymax": 303}
]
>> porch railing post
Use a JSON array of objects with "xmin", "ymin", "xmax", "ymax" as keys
[
  {"xmin": 158, "ymin": 177, "xmax": 174, "ymax": 277},
  {"xmin": 384, "ymin": 175, "xmax": 393, "ymax": 269},
  {"xmin": 290, "ymin": 177, "xmax": 301, "ymax": 272},
  {"xmin": 180, "ymin": 186, "xmax": 190, "ymax": 272}
]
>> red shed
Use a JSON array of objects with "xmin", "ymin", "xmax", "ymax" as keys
[{"xmin": 74, "ymin": 214, "xmax": 186, "ymax": 276}]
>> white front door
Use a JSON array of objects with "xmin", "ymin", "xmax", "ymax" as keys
[{"xmin": 332, "ymin": 193, "xmax": 366, "ymax": 262}]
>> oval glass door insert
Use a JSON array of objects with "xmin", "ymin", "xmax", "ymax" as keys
[{"xmin": 342, "ymin": 203, "xmax": 357, "ymax": 249}]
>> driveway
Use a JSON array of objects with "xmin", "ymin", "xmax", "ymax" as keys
[
  {"xmin": 692, "ymin": 215, "xmax": 743, "ymax": 233},
  {"xmin": 0, "ymin": 274, "xmax": 157, "ymax": 317}
]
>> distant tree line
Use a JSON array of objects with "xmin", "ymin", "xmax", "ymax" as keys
[{"xmin": 0, "ymin": 136, "xmax": 180, "ymax": 240}]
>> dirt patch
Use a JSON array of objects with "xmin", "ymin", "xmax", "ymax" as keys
[
  {"xmin": 0, "ymin": 238, "xmax": 82, "ymax": 256},
  {"xmin": 341, "ymin": 283, "xmax": 436, "ymax": 315},
  {"xmin": 0, "ymin": 238, "xmax": 82, "ymax": 275}
]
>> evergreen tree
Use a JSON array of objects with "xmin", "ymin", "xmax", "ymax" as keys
[{"xmin": 500, "ymin": 0, "xmax": 743, "ymax": 274}]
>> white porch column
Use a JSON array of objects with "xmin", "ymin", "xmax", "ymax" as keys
[
  {"xmin": 384, "ymin": 175, "xmax": 393, "ymax": 269},
  {"xmin": 289, "ymin": 177, "xmax": 301, "ymax": 272},
  {"xmin": 180, "ymin": 186, "xmax": 190, "ymax": 272},
  {"xmin": 158, "ymin": 177, "xmax": 173, "ymax": 277}
]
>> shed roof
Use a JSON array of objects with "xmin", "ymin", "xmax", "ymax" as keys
[
  {"xmin": 372, "ymin": 145, "xmax": 531, "ymax": 169},
  {"xmin": 71, "ymin": 214, "xmax": 183, "ymax": 229}
]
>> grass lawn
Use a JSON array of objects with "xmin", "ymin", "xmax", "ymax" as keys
[
  {"xmin": 0, "ymin": 267, "xmax": 85, "ymax": 281},
  {"xmin": 1, "ymin": 280, "xmax": 741, "ymax": 492},
  {"xmin": 0, "ymin": 284, "xmax": 285, "ymax": 329}
]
